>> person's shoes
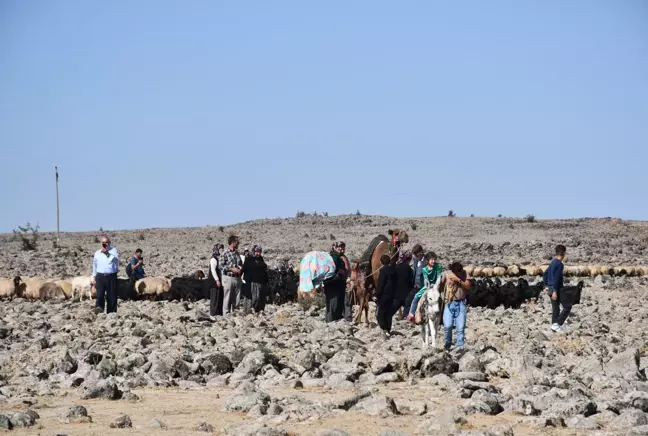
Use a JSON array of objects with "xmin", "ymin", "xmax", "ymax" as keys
[
  {"xmin": 406, "ymin": 314, "xmax": 415, "ymax": 322},
  {"xmin": 551, "ymin": 323, "xmax": 560, "ymax": 332},
  {"xmin": 93, "ymin": 307, "xmax": 103, "ymax": 315},
  {"xmin": 444, "ymin": 344, "xmax": 451, "ymax": 351},
  {"xmin": 209, "ymin": 315, "xmax": 217, "ymax": 321}
]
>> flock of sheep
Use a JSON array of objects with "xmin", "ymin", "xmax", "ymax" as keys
[
  {"xmin": 463, "ymin": 264, "xmax": 648, "ymax": 278},
  {"xmin": 0, "ymin": 264, "xmax": 645, "ymax": 302}
]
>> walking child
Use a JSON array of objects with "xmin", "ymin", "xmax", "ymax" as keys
[{"xmin": 543, "ymin": 244, "xmax": 570, "ymax": 332}]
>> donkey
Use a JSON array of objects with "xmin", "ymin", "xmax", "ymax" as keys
[{"xmin": 422, "ymin": 275, "xmax": 443, "ymax": 348}]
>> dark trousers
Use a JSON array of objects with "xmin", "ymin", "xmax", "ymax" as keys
[
  {"xmin": 96, "ymin": 273, "xmax": 118, "ymax": 313},
  {"xmin": 551, "ymin": 290, "xmax": 572, "ymax": 325},
  {"xmin": 404, "ymin": 288, "xmax": 418, "ymax": 314},
  {"xmin": 210, "ymin": 286, "xmax": 223, "ymax": 316},
  {"xmin": 325, "ymin": 282, "xmax": 345, "ymax": 323},
  {"xmin": 392, "ymin": 297, "xmax": 407, "ymax": 319},
  {"xmin": 376, "ymin": 298, "xmax": 394, "ymax": 332},
  {"xmin": 344, "ymin": 290, "xmax": 352, "ymax": 322}
]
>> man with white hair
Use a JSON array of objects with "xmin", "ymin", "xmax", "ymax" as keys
[{"xmin": 91, "ymin": 235, "xmax": 119, "ymax": 314}]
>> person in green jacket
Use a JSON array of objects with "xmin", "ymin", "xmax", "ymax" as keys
[{"xmin": 407, "ymin": 252, "xmax": 442, "ymax": 322}]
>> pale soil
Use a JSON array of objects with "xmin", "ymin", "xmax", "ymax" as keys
[{"xmin": 5, "ymin": 385, "xmax": 580, "ymax": 436}]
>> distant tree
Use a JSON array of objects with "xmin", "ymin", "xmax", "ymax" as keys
[
  {"xmin": 525, "ymin": 214, "xmax": 536, "ymax": 223},
  {"xmin": 448, "ymin": 210, "xmax": 456, "ymax": 217},
  {"xmin": 410, "ymin": 222, "xmax": 418, "ymax": 231}
]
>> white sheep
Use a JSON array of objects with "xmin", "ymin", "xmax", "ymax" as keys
[
  {"xmin": 507, "ymin": 265, "xmax": 520, "ymax": 277},
  {"xmin": 493, "ymin": 266, "xmax": 507, "ymax": 277},
  {"xmin": 0, "ymin": 277, "xmax": 20, "ymax": 300},
  {"xmin": 55, "ymin": 279, "xmax": 73, "ymax": 299},
  {"xmin": 72, "ymin": 276, "xmax": 94, "ymax": 301},
  {"xmin": 135, "ymin": 277, "xmax": 172, "ymax": 301}
]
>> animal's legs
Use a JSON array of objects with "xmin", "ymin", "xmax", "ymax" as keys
[{"xmin": 429, "ymin": 318, "xmax": 437, "ymax": 348}]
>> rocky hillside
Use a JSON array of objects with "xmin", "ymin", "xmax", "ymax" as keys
[{"xmin": 1, "ymin": 215, "xmax": 647, "ymax": 280}]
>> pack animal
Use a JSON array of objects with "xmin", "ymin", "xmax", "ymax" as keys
[
  {"xmin": 422, "ymin": 275, "xmax": 443, "ymax": 348},
  {"xmin": 349, "ymin": 229, "xmax": 409, "ymax": 325}
]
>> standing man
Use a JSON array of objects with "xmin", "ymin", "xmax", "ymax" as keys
[
  {"xmin": 126, "ymin": 248, "xmax": 145, "ymax": 298},
  {"xmin": 405, "ymin": 244, "xmax": 426, "ymax": 314},
  {"xmin": 544, "ymin": 244, "xmax": 569, "ymax": 332},
  {"xmin": 208, "ymin": 244, "xmax": 222, "ymax": 319},
  {"xmin": 92, "ymin": 235, "xmax": 119, "ymax": 314},
  {"xmin": 325, "ymin": 242, "xmax": 348, "ymax": 322},
  {"xmin": 219, "ymin": 235, "xmax": 243, "ymax": 315}
]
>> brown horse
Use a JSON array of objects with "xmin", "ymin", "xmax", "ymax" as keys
[{"xmin": 349, "ymin": 229, "xmax": 409, "ymax": 324}]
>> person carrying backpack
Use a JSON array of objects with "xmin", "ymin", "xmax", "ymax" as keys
[{"xmin": 126, "ymin": 248, "xmax": 145, "ymax": 297}]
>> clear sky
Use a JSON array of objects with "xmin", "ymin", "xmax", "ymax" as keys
[{"xmin": 1, "ymin": 1, "xmax": 647, "ymax": 232}]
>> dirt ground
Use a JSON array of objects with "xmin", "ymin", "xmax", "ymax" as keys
[{"xmin": 5, "ymin": 384, "xmax": 586, "ymax": 436}]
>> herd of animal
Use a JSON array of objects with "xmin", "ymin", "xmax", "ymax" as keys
[
  {"xmin": 0, "ymin": 269, "xmax": 299, "ymax": 304},
  {"xmin": 464, "ymin": 264, "xmax": 648, "ymax": 278}
]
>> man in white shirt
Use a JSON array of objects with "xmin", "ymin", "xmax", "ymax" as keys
[
  {"xmin": 208, "ymin": 244, "xmax": 222, "ymax": 319},
  {"xmin": 92, "ymin": 235, "xmax": 119, "ymax": 314}
]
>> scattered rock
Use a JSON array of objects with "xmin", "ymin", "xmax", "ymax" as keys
[
  {"xmin": 58, "ymin": 405, "xmax": 92, "ymax": 423},
  {"xmin": 109, "ymin": 414, "xmax": 132, "ymax": 428}
]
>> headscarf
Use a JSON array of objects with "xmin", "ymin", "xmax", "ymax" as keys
[
  {"xmin": 212, "ymin": 244, "xmax": 219, "ymax": 259},
  {"xmin": 398, "ymin": 249, "xmax": 412, "ymax": 265},
  {"xmin": 331, "ymin": 241, "xmax": 346, "ymax": 252},
  {"xmin": 251, "ymin": 244, "xmax": 262, "ymax": 255}
]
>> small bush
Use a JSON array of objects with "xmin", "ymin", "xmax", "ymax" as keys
[
  {"xmin": 355, "ymin": 209, "xmax": 361, "ymax": 216},
  {"xmin": 470, "ymin": 214, "xmax": 475, "ymax": 217},
  {"xmin": 13, "ymin": 222, "xmax": 39, "ymax": 251},
  {"xmin": 448, "ymin": 210, "xmax": 456, "ymax": 217},
  {"xmin": 497, "ymin": 214, "xmax": 502, "ymax": 218},
  {"xmin": 330, "ymin": 234, "xmax": 336, "ymax": 240},
  {"xmin": 93, "ymin": 235, "xmax": 100, "ymax": 243},
  {"xmin": 218, "ymin": 226, "xmax": 224, "ymax": 232},
  {"xmin": 323, "ymin": 212, "xmax": 329, "ymax": 217},
  {"xmin": 296, "ymin": 211, "xmax": 306, "ymax": 218},
  {"xmin": 297, "ymin": 291, "xmax": 326, "ymax": 311},
  {"xmin": 138, "ymin": 233, "xmax": 145, "ymax": 241},
  {"xmin": 525, "ymin": 214, "xmax": 536, "ymax": 223},
  {"xmin": 410, "ymin": 222, "xmax": 418, "ymax": 231},
  {"xmin": 206, "ymin": 234, "xmax": 213, "ymax": 241}
]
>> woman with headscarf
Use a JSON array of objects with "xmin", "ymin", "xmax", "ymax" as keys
[
  {"xmin": 240, "ymin": 244, "xmax": 269, "ymax": 314},
  {"xmin": 324, "ymin": 242, "xmax": 348, "ymax": 322},
  {"xmin": 375, "ymin": 254, "xmax": 397, "ymax": 335},
  {"xmin": 393, "ymin": 250, "xmax": 414, "ymax": 320},
  {"xmin": 207, "ymin": 244, "xmax": 223, "ymax": 320}
]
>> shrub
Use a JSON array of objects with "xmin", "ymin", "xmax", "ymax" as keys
[
  {"xmin": 330, "ymin": 234, "xmax": 336, "ymax": 240},
  {"xmin": 93, "ymin": 235, "xmax": 100, "ymax": 243},
  {"xmin": 206, "ymin": 234, "xmax": 213, "ymax": 241},
  {"xmin": 448, "ymin": 210, "xmax": 456, "ymax": 217},
  {"xmin": 218, "ymin": 226, "xmax": 224, "ymax": 232},
  {"xmin": 296, "ymin": 211, "xmax": 306, "ymax": 218},
  {"xmin": 13, "ymin": 222, "xmax": 39, "ymax": 251},
  {"xmin": 323, "ymin": 212, "xmax": 329, "ymax": 217},
  {"xmin": 410, "ymin": 222, "xmax": 418, "ymax": 231},
  {"xmin": 470, "ymin": 214, "xmax": 475, "ymax": 217},
  {"xmin": 138, "ymin": 233, "xmax": 145, "ymax": 241},
  {"xmin": 355, "ymin": 209, "xmax": 361, "ymax": 216},
  {"xmin": 99, "ymin": 227, "xmax": 103, "ymax": 232},
  {"xmin": 525, "ymin": 214, "xmax": 536, "ymax": 223},
  {"xmin": 497, "ymin": 214, "xmax": 502, "ymax": 218}
]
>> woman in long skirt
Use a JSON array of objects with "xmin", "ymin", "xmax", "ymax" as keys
[{"xmin": 241, "ymin": 245, "xmax": 269, "ymax": 313}]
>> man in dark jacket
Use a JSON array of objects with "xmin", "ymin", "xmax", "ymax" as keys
[
  {"xmin": 325, "ymin": 243, "xmax": 348, "ymax": 322},
  {"xmin": 375, "ymin": 255, "xmax": 397, "ymax": 335},
  {"xmin": 543, "ymin": 244, "xmax": 569, "ymax": 332}
]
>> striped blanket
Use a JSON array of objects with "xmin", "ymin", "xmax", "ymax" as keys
[{"xmin": 299, "ymin": 251, "xmax": 337, "ymax": 293}]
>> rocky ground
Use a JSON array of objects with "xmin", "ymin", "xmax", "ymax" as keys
[
  {"xmin": 1, "ymin": 216, "xmax": 648, "ymax": 435},
  {"xmin": 1, "ymin": 215, "xmax": 647, "ymax": 279}
]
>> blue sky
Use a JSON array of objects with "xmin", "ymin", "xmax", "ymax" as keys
[{"xmin": 1, "ymin": 0, "xmax": 647, "ymax": 232}]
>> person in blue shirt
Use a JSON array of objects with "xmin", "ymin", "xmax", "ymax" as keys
[
  {"xmin": 126, "ymin": 248, "xmax": 145, "ymax": 298},
  {"xmin": 543, "ymin": 244, "xmax": 569, "ymax": 332},
  {"xmin": 91, "ymin": 235, "xmax": 119, "ymax": 314}
]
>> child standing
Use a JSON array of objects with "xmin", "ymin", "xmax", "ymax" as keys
[{"xmin": 407, "ymin": 252, "xmax": 442, "ymax": 322}]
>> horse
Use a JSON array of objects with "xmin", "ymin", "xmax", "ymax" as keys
[
  {"xmin": 348, "ymin": 228, "xmax": 409, "ymax": 324},
  {"xmin": 422, "ymin": 275, "xmax": 443, "ymax": 348}
]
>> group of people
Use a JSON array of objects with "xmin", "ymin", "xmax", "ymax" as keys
[
  {"xmin": 372, "ymin": 244, "xmax": 471, "ymax": 350},
  {"xmin": 88, "ymin": 234, "xmax": 573, "ymax": 349},
  {"xmin": 207, "ymin": 235, "xmax": 270, "ymax": 319}
]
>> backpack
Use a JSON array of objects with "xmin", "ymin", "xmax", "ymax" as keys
[{"xmin": 126, "ymin": 258, "xmax": 133, "ymax": 278}]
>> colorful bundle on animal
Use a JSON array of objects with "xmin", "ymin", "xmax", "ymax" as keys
[{"xmin": 298, "ymin": 251, "xmax": 336, "ymax": 293}]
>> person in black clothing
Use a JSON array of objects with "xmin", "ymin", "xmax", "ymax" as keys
[
  {"xmin": 241, "ymin": 244, "xmax": 269, "ymax": 314},
  {"xmin": 324, "ymin": 245, "xmax": 348, "ymax": 322},
  {"xmin": 375, "ymin": 254, "xmax": 397, "ymax": 335},
  {"xmin": 393, "ymin": 250, "xmax": 414, "ymax": 320}
]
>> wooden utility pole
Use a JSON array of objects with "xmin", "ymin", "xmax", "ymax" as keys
[{"xmin": 55, "ymin": 166, "xmax": 60, "ymax": 245}]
